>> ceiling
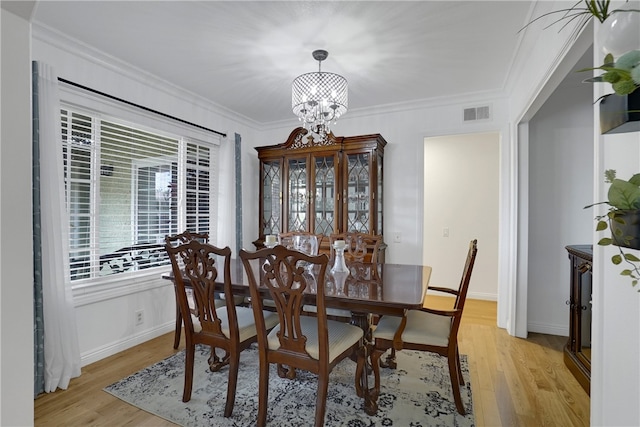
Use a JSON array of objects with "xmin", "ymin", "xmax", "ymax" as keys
[{"xmin": 30, "ymin": 1, "xmax": 535, "ymax": 125}]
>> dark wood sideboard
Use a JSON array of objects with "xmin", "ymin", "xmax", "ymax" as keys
[{"xmin": 564, "ymin": 245, "xmax": 592, "ymax": 395}]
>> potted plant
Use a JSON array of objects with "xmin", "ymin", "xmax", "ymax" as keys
[
  {"xmin": 519, "ymin": 0, "xmax": 639, "ymax": 35},
  {"xmin": 586, "ymin": 169, "xmax": 640, "ymax": 286},
  {"xmin": 579, "ymin": 50, "xmax": 640, "ymax": 133},
  {"xmin": 582, "ymin": 50, "xmax": 640, "ymax": 96}
]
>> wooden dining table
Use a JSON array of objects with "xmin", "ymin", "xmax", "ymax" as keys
[{"xmin": 163, "ymin": 258, "xmax": 432, "ymax": 415}]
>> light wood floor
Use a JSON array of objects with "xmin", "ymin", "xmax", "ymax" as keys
[{"xmin": 34, "ymin": 297, "xmax": 590, "ymax": 426}]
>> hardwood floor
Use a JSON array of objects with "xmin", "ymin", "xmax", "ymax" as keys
[{"xmin": 34, "ymin": 297, "xmax": 590, "ymax": 426}]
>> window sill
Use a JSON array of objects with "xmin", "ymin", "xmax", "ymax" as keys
[{"xmin": 71, "ymin": 267, "xmax": 173, "ymax": 307}]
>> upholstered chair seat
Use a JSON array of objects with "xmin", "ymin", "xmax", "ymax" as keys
[
  {"xmin": 192, "ymin": 306, "xmax": 278, "ymax": 343},
  {"xmin": 373, "ymin": 310, "xmax": 451, "ymax": 347},
  {"xmin": 267, "ymin": 316, "xmax": 363, "ymax": 361}
]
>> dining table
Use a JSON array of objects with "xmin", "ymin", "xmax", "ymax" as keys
[{"xmin": 163, "ymin": 257, "xmax": 432, "ymax": 415}]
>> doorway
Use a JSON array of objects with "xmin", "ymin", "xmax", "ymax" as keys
[{"xmin": 423, "ymin": 132, "xmax": 500, "ymax": 300}]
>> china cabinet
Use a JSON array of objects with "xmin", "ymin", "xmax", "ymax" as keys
[
  {"xmin": 254, "ymin": 127, "xmax": 386, "ymax": 255},
  {"xmin": 564, "ymin": 245, "xmax": 592, "ymax": 395}
]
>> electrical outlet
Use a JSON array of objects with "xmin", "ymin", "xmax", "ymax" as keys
[
  {"xmin": 443, "ymin": 227, "xmax": 450, "ymax": 237},
  {"xmin": 135, "ymin": 309, "xmax": 144, "ymax": 326}
]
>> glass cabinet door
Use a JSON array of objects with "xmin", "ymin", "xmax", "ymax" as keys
[
  {"xmin": 312, "ymin": 154, "xmax": 337, "ymax": 236},
  {"xmin": 261, "ymin": 159, "xmax": 282, "ymax": 236},
  {"xmin": 287, "ymin": 157, "xmax": 308, "ymax": 231},
  {"xmin": 255, "ymin": 128, "xmax": 386, "ymax": 250},
  {"xmin": 345, "ymin": 152, "xmax": 371, "ymax": 233}
]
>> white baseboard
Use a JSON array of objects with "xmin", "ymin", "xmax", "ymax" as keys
[
  {"xmin": 80, "ymin": 322, "xmax": 174, "ymax": 367},
  {"xmin": 426, "ymin": 289, "xmax": 497, "ymax": 301},
  {"xmin": 466, "ymin": 291, "xmax": 497, "ymax": 301},
  {"xmin": 527, "ymin": 321, "xmax": 568, "ymax": 337}
]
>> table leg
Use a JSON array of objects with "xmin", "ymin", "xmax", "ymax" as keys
[{"xmin": 350, "ymin": 311, "xmax": 379, "ymax": 415}]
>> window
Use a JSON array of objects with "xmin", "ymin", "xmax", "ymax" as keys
[{"xmin": 61, "ymin": 108, "xmax": 216, "ymax": 283}]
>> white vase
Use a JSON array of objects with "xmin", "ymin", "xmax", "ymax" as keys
[{"xmin": 597, "ymin": 1, "xmax": 640, "ymax": 58}]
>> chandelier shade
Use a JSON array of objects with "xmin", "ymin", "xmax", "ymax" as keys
[{"xmin": 292, "ymin": 50, "xmax": 348, "ymax": 136}]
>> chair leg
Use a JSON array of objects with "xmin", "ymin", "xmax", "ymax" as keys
[
  {"xmin": 224, "ymin": 350, "xmax": 240, "ymax": 417},
  {"xmin": 182, "ymin": 344, "xmax": 195, "ymax": 402},
  {"xmin": 173, "ymin": 304, "xmax": 182, "ymax": 349},
  {"xmin": 456, "ymin": 347, "xmax": 464, "ymax": 385},
  {"xmin": 380, "ymin": 348, "xmax": 397, "ymax": 369},
  {"xmin": 256, "ymin": 357, "xmax": 269, "ymax": 427},
  {"xmin": 447, "ymin": 352, "xmax": 465, "ymax": 415},
  {"xmin": 315, "ymin": 374, "xmax": 329, "ymax": 427}
]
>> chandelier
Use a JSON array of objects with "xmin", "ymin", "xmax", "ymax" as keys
[{"xmin": 292, "ymin": 50, "xmax": 348, "ymax": 137}]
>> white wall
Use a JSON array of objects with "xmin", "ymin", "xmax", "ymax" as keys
[
  {"xmin": 526, "ymin": 50, "xmax": 594, "ymax": 336},
  {"xmin": 0, "ymin": 7, "xmax": 35, "ymax": 427},
  {"xmin": 504, "ymin": 0, "xmax": 594, "ymax": 337},
  {"xmin": 590, "ymin": 8, "xmax": 640, "ymax": 421},
  {"xmin": 592, "ymin": 131, "xmax": 640, "ymax": 426},
  {"xmin": 423, "ymin": 133, "xmax": 499, "ymax": 300}
]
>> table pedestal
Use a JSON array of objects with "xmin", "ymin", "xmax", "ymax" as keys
[{"xmin": 350, "ymin": 311, "xmax": 379, "ymax": 415}]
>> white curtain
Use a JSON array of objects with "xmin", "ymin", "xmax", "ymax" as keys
[{"xmin": 35, "ymin": 62, "xmax": 81, "ymax": 392}]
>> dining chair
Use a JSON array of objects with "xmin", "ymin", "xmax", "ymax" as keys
[
  {"xmin": 263, "ymin": 232, "xmax": 324, "ymax": 312},
  {"xmin": 370, "ymin": 239, "xmax": 478, "ymax": 415},
  {"xmin": 329, "ymin": 232, "xmax": 382, "ymax": 264},
  {"xmin": 165, "ymin": 230, "xmax": 211, "ymax": 349},
  {"xmin": 239, "ymin": 245, "xmax": 366, "ymax": 427},
  {"xmin": 166, "ymin": 231, "xmax": 246, "ymax": 348},
  {"xmin": 165, "ymin": 238, "xmax": 279, "ymax": 417}
]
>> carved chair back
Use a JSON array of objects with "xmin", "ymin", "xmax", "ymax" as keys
[{"xmin": 329, "ymin": 232, "xmax": 382, "ymax": 264}]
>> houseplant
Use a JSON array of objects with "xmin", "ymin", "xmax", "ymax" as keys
[
  {"xmin": 586, "ymin": 169, "xmax": 640, "ymax": 287},
  {"xmin": 581, "ymin": 50, "xmax": 640, "ymax": 96},
  {"xmin": 519, "ymin": 0, "xmax": 639, "ymax": 36},
  {"xmin": 580, "ymin": 50, "xmax": 640, "ymax": 133}
]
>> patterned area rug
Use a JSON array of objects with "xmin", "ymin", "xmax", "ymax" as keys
[{"xmin": 104, "ymin": 344, "xmax": 475, "ymax": 426}]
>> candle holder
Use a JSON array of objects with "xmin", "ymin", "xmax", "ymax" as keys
[{"xmin": 264, "ymin": 234, "xmax": 277, "ymax": 248}]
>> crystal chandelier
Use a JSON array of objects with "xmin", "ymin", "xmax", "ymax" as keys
[{"xmin": 292, "ymin": 50, "xmax": 348, "ymax": 137}]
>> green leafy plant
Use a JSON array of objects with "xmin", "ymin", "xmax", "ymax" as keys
[
  {"xmin": 519, "ymin": 0, "xmax": 639, "ymax": 35},
  {"xmin": 586, "ymin": 169, "xmax": 640, "ymax": 287},
  {"xmin": 580, "ymin": 51, "xmax": 640, "ymax": 96}
]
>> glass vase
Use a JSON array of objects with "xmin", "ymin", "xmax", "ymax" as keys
[{"xmin": 331, "ymin": 246, "xmax": 349, "ymax": 274}]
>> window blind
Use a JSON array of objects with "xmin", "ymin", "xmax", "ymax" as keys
[{"xmin": 61, "ymin": 108, "xmax": 216, "ymax": 282}]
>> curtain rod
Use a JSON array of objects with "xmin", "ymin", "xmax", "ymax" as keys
[{"xmin": 57, "ymin": 78, "xmax": 227, "ymax": 138}]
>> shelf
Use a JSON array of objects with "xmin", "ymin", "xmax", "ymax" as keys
[{"xmin": 600, "ymin": 90, "xmax": 640, "ymax": 134}]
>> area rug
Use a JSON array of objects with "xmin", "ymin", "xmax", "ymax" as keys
[{"xmin": 104, "ymin": 344, "xmax": 475, "ymax": 426}]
